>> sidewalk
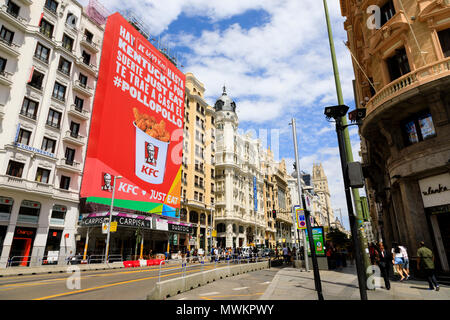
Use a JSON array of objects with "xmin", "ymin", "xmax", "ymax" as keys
[{"xmin": 261, "ymin": 265, "xmax": 450, "ymax": 300}]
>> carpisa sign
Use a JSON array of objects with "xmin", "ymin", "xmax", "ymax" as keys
[{"xmin": 81, "ymin": 215, "xmax": 152, "ymax": 229}]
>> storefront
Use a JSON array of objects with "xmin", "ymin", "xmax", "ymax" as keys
[
  {"xmin": 419, "ymin": 173, "xmax": 450, "ymax": 272},
  {"xmin": 9, "ymin": 227, "xmax": 36, "ymax": 266},
  {"xmin": 78, "ymin": 212, "xmax": 193, "ymax": 259}
]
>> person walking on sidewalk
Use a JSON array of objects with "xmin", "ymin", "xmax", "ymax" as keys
[
  {"xmin": 399, "ymin": 244, "xmax": 410, "ymax": 280},
  {"xmin": 376, "ymin": 242, "xmax": 392, "ymax": 290},
  {"xmin": 392, "ymin": 242, "xmax": 406, "ymax": 281},
  {"xmin": 417, "ymin": 241, "xmax": 440, "ymax": 291}
]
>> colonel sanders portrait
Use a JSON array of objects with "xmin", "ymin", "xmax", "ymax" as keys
[
  {"xmin": 101, "ymin": 173, "xmax": 112, "ymax": 192},
  {"xmin": 146, "ymin": 143, "xmax": 156, "ymax": 165}
]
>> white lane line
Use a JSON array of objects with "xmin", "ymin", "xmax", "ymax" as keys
[
  {"xmin": 232, "ymin": 287, "xmax": 249, "ymax": 291},
  {"xmin": 178, "ymin": 297, "xmax": 188, "ymax": 300},
  {"xmin": 260, "ymin": 281, "xmax": 271, "ymax": 285},
  {"xmin": 199, "ymin": 292, "xmax": 220, "ymax": 296}
]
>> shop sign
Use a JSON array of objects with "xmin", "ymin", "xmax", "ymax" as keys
[
  {"xmin": 15, "ymin": 228, "xmax": 35, "ymax": 237},
  {"xmin": 155, "ymin": 219, "xmax": 168, "ymax": 231},
  {"xmin": 168, "ymin": 223, "xmax": 191, "ymax": 234},
  {"xmin": 81, "ymin": 215, "xmax": 152, "ymax": 229},
  {"xmin": 419, "ymin": 173, "xmax": 450, "ymax": 208}
]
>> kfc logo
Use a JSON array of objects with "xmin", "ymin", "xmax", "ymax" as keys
[
  {"xmin": 101, "ymin": 173, "xmax": 113, "ymax": 192},
  {"xmin": 145, "ymin": 142, "xmax": 158, "ymax": 166}
]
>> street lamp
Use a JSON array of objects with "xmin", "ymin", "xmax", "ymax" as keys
[{"xmin": 104, "ymin": 175, "xmax": 122, "ymax": 264}]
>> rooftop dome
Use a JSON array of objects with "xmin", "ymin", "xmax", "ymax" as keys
[{"xmin": 214, "ymin": 86, "xmax": 236, "ymax": 113}]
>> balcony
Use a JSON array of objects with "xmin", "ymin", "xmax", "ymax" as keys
[
  {"xmin": 0, "ymin": 5, "xmax": 29, "ymax": 31},
  {"xmin": 56, "ymin": 158, "xmax": 82, "ymax": 173},
  {"xmin": 0, "ymin": 38, "xmax": 21, "ymax": 57},
  {"xmin": 80, "ymin": 35, "xmax": 100, "ymax": 53},
  {"xmin": 365, "ymin": 57, "xmax": 450, "ymax": 116},
  {"xmin": 0, "ymin": 70, "xmax": 13, "ymax": 86},
  {"xmin": 63, "ymin": 131, "xmax": 86, "ymax": 146},
  {"xmin": 73, "ymin": 80, "xmax": 94, "ymax": 97},
  {"xmin": 32, "ymin": 181, "xmax": 53, "ymax": 194},
  {"xmin": 76, "ymin": 57, "xmax": 98, "ymax": 76},
  {"xmin": 68, "ymin": 104, "xmax": 90, "ymax": 120}
]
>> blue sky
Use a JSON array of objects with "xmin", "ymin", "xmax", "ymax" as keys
[{"xmin": 81, "ymin": 0, "xmax": 363, "ymax": 230}]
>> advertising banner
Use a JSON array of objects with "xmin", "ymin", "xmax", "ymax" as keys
[
  {"xmin": 80, "ymin": 13, "xmax": 185, "ymax": 218},
  {"xmin": 306, "ymin": 226, "xmax": 325, "ymax": 257}
]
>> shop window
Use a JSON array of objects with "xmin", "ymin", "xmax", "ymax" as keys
[
  {"xmin": 51, "ymin": 205, "xmax": 66, "ymax": 222},
  {"xmin": 438, "ymin": 28, "xmax": 450, "ymax": 58},
  {"xmin": 386, "ymin": 48, "xmax": 410, "ymax": 82},
  {"xmin": 402, "ymin": 111, "xmax": 436, "ymax": 146},
  {"xmin": 18, "ymin": 200, "xmax": 41, "ymax": 223}
]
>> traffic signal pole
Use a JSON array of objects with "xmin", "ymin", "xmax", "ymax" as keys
[{"xmin": 291, "ymin": 118, "xmax": 323, "ymax": 300}]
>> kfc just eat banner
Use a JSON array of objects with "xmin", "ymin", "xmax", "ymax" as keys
[{"xmin": 80, "ymin": 13, "xmax": 185, "ymax": 218}]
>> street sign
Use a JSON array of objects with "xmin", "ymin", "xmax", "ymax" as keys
[
  {"xmin": 212, "ymin": 230, "xmax": 217, "ymax": 237},
  {"xmin": 295, "ymin": 207, "xmax": 307, "ymax": 230},
  {"xmin": 110, "ymin": 221, "xmax": 118, "ymax": 233},
  {"xmin": 102, "ymin": 223, "xmax": 109, "ymax": 234}
]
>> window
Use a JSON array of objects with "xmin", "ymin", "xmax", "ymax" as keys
[
  {"xmin": 386, "ymin": 48, "xmax": 410, "ymax": 81},
  {"xmin": 78, "ymin": 73, "xmax": 87, "ymax": 87},
  {"xmin": 0, "ymin": 26, "xmax": 14, "ymax": 44},
  {"xmin": 45, "ymin": 0, "xmax": 58, "ymax": 13},
  {"xmin": 70, "ymin": 121, "xmax": 80, "ymax": 137},
  {"xmin": 20, "ymin": 98, "xmax": 39, "ymax": 120},
  {"xmin": 51, "ymin": 205, "xmax": 66, "ymax": 220},
  {"xmin": 0, "ymin": 57, "xmax": 6, "ymax": 73},
  {"xmin": 52, "ymin": 82, "xmax": 66, "ymax": 101},
  {"xmin": 17, "ymin": 128, "xmax": 31, "ymax": 145},
  {"xmin": 6, "ymin": 161, "xmax": 24, "ymax": 177},
  {"xmin": 39, "ymin": 19, "xmax": 54, "ymax": 39},
  {"xmin": 35, "ymin": 43, "xmax": 50, "ymax": 63},
  {"xmin": 62, "ymin": 34, "xmax": 73, "ymax": 51},
  {"xmin": 41, "ymin": 137, "xmax": 56, "ymax": 153},
  {"xmin": 84, "ymin": 30, "xmax": 93, "ymax": 43},
  {"xmin": 6, "ymin": 1, "xmax": 20, "ymax": 18},
  {"xmin": 194, "ymin": 191, "xmax": 199, "ymax": 201},
  {"xmin": 35, "ymin": 168, "xmax": 50, "ymax": 184},
  {"xmin": 60, "ymin": 175, "xmax": 71, "ymax": 190},
  {"xmin": 380, "ymin": 0, "xmax": 396, "ymax": 26},
  {"xmin": 66, "ymin": 12, "xmax": 77, "ymax": 26},
  {"xmin": 82, "ymin": 51, "xmax": 91, "ymax": 65},
  {"xmin": 65, "ymin": 147, "xmax": 75, "ymax": 164},
  {"xmin": 74, "ymin": 96, "xmax": 84, "ymax": 111},
  {"xmin": 438, "ymin": 28, "xmax": 450, "ymax": 58},
  {"xmin": 29, "ymin": 70, "xmax": 44, "ymax": 90},
  {"xmin": 403, "ymin": 111, "xmax": 436, "ymax": 146},
  {"xmin": 47, "ymin": 109, "xmax": 61, "ymax": 128},
  {"xmin": 58, "ymin": 57, "xmax": 71, "ymax": 75}
]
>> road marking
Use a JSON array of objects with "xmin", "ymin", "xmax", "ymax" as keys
[
  {"xmin": 260, "ymin": 281, "xmax": 271, "ymax": 285},
  {"xmin": 232, "ymin": 287, "xmax": 249, "ymax": 291},
  {"xmin": 178, "ymin": 297, "xmax": 188, "ymax": 300},
  {"xmin": 32, "ymin": 265, "xmax": 228, "ymax": 300},
  {"xmin": 199, "ymin": 293, "xmax": 263, "ymax": 300},
  {"xmin": 199, "ymin": 292, "xmax": 220, "ymax": 296}
]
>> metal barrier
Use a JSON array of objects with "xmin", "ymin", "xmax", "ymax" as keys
[{"xmin": 88, "ymin": 255, "xmax": 105, "ymax": 264}]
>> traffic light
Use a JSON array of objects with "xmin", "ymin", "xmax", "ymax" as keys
[{"xmin": 272, "ymin": 210, "xmax": 277, "ymax": 219}]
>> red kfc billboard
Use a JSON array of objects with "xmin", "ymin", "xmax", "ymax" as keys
[{"xmin": 80, "ymin": 13, "xmax": 185, "ymax": 218}]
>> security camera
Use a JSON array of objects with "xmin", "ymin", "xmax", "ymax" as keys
[
  {"xmin": 348, "ymin": 108, "xmax": 366, "ymax": 123},
  {"xmin": 324, "ymin": 105, "xmax": 349, "ymax": 119}
]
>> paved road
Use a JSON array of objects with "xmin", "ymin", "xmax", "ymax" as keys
[
  {"xmin": 168, "ymin": 267, "xmax": 280, "ymax": 300},
  {"xmin": 0, "ymin": 262, "xmax": 223, "ymax": 300}
]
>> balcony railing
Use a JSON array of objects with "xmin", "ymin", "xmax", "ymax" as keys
[{"xmin": 365, "ymin": 57, "xmax": 450, "ymax": 116}]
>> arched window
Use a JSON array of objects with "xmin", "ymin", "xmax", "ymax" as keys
[
  {"xmin": 180, "ymin": 208, "xmax": 187, "ymax": 222},
  {"xmin": 200, "ymin": 213, "xmax": 206, "ymax": 225}
]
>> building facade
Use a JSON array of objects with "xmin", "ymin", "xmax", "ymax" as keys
[
  {"xmin": 214, "ymin": 87, "xmax": 266, "ymax": 249},
  {"xmin": 180, "ymin": 72, "xmax": 215, "ymax": 253},
  {"xmin": 340, "ymin": 0, "xmax": 450, "ymax": 272},
  {"xmin": 312, "ymin": 163, "xmax": 334, "ymax": 228},
  {"xmin": 0, "ymin": 0, "xmax": 104, "ymax": 267}
]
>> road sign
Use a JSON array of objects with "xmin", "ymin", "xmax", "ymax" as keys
[
  {"xmin": 102, "ymin": 223, "xmax": 109, "ymax": 234},
  {"xmin": 295, "ymin": 207, "xmax": 307, "ymax": 230}
]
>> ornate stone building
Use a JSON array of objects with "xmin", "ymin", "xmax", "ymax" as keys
[
  {"xmin": 312, "ymin": 163, "xmax": 334, "ymax": 228},
  {"xmin": 213, "ymin": 88, "xmax": 266, "ymax": 248},
  {"xmin": 340, "ymin": 0, "xmax": 450, "ymax": 272}
]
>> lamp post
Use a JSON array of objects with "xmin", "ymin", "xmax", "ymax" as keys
[{"xmin": 104, "ymin": 175, "xmax": 122, "ymax": 264}]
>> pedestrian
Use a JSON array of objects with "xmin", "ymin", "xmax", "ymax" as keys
[
  {"xmin": 375, "ymin": 242, "xmax": 392, "ymax": 290},
  {"xmin": 282, "ymin": 245, "xmax": 289, "ymax": 264},
  {"xmin": 391, "ymin": 242, "xmax": 406, "ymax": 281},
  {"xmin": 186, "ymin": 248, "xmax": 190, "ymax": 263},
  {"xmin": 369, "ymin": 242, "xmax": 377, "ymax": 265},
  {"xmin": 399, "ymin": 244, "xmax": 410, "ymax": 280},
  {"xmin": 417, "ymin": 241, "xmax": 439, "ymax": 291},
  {"xmin": 288, "ymin": 247, "xmax": 292, "ymax": 265},
  {"xmin": 335, "ymin": 245, "xmax": 342, "ymax": 270}
]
